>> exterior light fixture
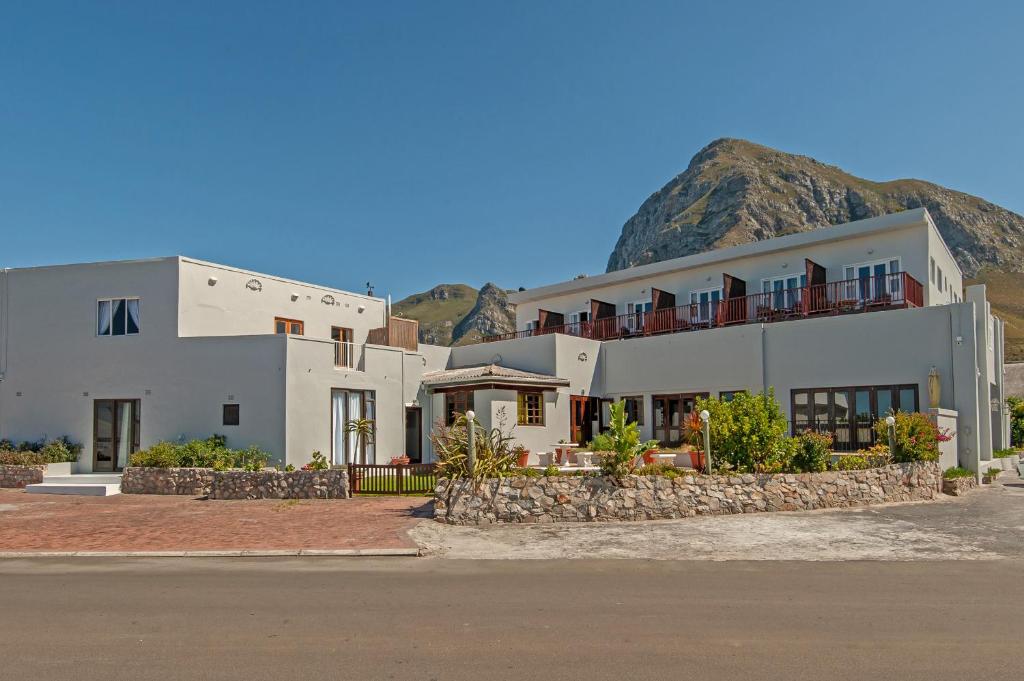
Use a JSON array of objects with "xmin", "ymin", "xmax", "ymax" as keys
[
  {"xmin": 208, "ymin": 276, "xmax": 218, "ymax": 286},
  {"xmin": 291, "ymin": 293, "xmax": 299, "ymax": 301}
]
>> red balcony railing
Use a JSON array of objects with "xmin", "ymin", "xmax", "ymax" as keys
[{"xmin": 482, "ymin": 272, "xmax": 923, "ymax": 343}]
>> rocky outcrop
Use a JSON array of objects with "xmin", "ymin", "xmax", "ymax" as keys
[
  {"xmin": 451, "ymin": 283, "xmax": 515, "ymax": 345},
  {"xmin": 606, "ymin": 138, "xmax": 1024, "ymax": 277},
  {"xmin": 435, "ymin": 462, "xmax": 941, "ymax": 525}
]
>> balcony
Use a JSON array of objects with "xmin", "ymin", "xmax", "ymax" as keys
[{"xmin": 483, "ymin": 272, "xmax": 923, "ymax": 343}]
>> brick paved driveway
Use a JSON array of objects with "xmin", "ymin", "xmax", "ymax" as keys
[{"xmin": 0, "ymin": 489, "xmax": 431, "ymax": 552}]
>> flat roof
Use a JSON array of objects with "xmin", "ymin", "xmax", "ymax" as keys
[{"xmin": 509, "ymin": 208, "xmax": 945, "ymax": 305}]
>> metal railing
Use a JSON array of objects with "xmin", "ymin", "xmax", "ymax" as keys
[
  {"xmin": 348, "ymin": 463, "xmax": 436, "ymax": 495},
  {"xmin": 483, "ymin": 272, "xmax": 924, "ymax": 343}
]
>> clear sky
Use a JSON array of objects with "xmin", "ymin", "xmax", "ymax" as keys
[{"xmin": 2, "ymin": 1, "xmax": 1022, "ymax": 299}]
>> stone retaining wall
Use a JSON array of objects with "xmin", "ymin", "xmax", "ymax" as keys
[
  {"xmin": 0, "ymin": 464, "xmax": 46, "ymax": 488},
  {"xmin": 434, "ymin": 462, "xmax": 941, "ymax": 525},
  {"xmin": 121, "ymin": 467, "xmax": 216, "ymax": 495},
  {"xmin": 942, "ymin": 476, "xmax": 979, "ymax": 496},
  {"xmin": 122, "ymin": 467, "xmax": 350, "ymax": 499},
  {"xmin": 209, "ymin": 469, "xmax": 349, "ymax": 499}
]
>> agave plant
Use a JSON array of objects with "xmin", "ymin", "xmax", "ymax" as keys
[
  {"xmin": 599, "ymin": 401, "xmax": 659, "ymax": 478},
  {"xmin": 431, "ymin": 408, "xmax": 519, "ymax": 481}
]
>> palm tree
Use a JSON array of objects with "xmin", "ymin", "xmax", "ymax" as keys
[{"xmin": 344, "ymin": 418, "xmax": 376, "ymax": 463}]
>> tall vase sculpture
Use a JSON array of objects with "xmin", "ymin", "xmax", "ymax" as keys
[{"xmin": 928, "ymin": 366, "xmax": 941, "ymax": 409}]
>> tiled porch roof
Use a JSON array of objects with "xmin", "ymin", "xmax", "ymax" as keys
[{"xmin": 421, "ymin": 364, "xmax": 569, "ymax": 390}]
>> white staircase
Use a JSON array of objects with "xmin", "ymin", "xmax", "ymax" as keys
[{"xmin": 26, "ymin": 473, "xmax": 122, "ymax": 496}]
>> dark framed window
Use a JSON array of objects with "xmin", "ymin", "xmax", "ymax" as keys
[
  {"xmin": 719, "ymin": 390, "xmax": 746, "ymax": 402},
  {"xmin": 97, "ymin": 298, "xmax": 140, "ymax": 336},
  {"xmin": 790, "ymin": 384, "xmax": 918, "ymax": 451},
  {"xmin": 445, "ymin": 390, "xmax": 474, "ymax": 426},
  {"xmin": 274, "ymin": 317, "xmax": 304, "ymax": 335},
  {"xmin": 517, "ymin": 391, "xmax": 544, "ymax": 426},
  {"xmin": 622, "ymin": 396, "xmax": 644, "ymax": 426},
  {"xmin": 223, "ymin": 403, "xmax": 240, "ymax": 426}
]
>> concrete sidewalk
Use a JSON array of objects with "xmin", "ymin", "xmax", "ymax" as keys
[{"xmin": 0, "ymin": 489, "xmax": 430, "ymax": 554}]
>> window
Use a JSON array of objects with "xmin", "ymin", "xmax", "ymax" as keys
[
  {"xmin": 720, "ymin": 390, "xmax": 746, "ymax": 402},
  {"xmin": 625, "ymin": 301, "xmax": 652, "ymax": 332},
  {"xmin": 97, "ymin": 298, "xmax": 140, "ymax": 336},
  {"xmin": 517, "ymin": 391, "xmax": 544, "ymax": 426},
  {"xmin": 689, "ymin": 287, "xmax": 722, "ymax": 322},
  {"xmin": 930, "ymin": 257, "xmax": 936, "ymax": 284},
  {"xmin": 843, "ymin": 258, "xmax": 902, "ymax": 301},
  {"xmin": 761, "ymin": 274, "xmax": 806, "ymax": 310},
  {"xmin": 332, "ymin": 326, "xmax": 354, "ymax": 367},
  {"xmin": 331, "ymin": 389, "xmax": 376, "ymax": 465},
  {"xmin": 569, "ymin": 310, "xmax": 590, "ymax": 325},
  {"xmin": 222, "ymin": 404, "xmax": 240, "ymax": 426},
  {"xmin": 622, "ymin": 396, "xmax": 644, "ymax": 425},
  {"xmin": 445, "ymin": 390, "xmax": 474, "ymax": 426},
  {"xmin": 274, "ymin": 317, "xmax": 304, "ymax": 335},
  {"xmin": 936, "ymin": 267, "xmax": 944, "ymax": 293},
  {"xmin": 790, "ymin": 384, "xmax": 919, "ymax": 451}
]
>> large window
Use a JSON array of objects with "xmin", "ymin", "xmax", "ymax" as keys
[
  {"xmin": 689, "ymin": 287, "xmax": 722, "ymax": 323},
  {"xmin": 97, "ymin": 298, "xmax": 140, "ymax": 336},
  {"xmin": 791, "ymin": 385, "xmax": 918, "ymax": 452},
  {"xmin": 274, "ymin": 317, "xmax": 304, "ymax": 335},
  {"xmin": 761, "ymin": 274, "xmax": 806, "ymax": 310},
  {"xmin": 517, "ymin": 392, "xmax": 544, "ymax": 426},
  {"xmin": 445, "ymin": 390, "xmax": 474, "ymax": 426},
  {"xmin": 331, "ymin": 389, "xmax": 375, "ymax": 465},
  {"xmin": 843, "ymin": 258, "xmax": 902, "ymax": 301}
]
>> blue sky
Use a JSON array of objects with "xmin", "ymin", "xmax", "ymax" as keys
[{"xmin": 2, "ymin": 1, "xmax": 1022, "ymax": 299}]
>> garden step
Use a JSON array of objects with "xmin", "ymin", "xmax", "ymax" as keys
[{"xmin": 25, "ymin": 482, "xmax": 122, "ymax": 496}]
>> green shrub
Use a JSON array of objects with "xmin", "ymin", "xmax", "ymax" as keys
[
  {"xmin": 431, "ymin": 408, "xmax": 519, "ymax": 480},
  {"xmin": 586, "ymin": 432, "xmax": 615, "ymax": 452},
  {"xmin": 874, "ymin": 412, "xmax": 939, "ymax": 462},
  {"xmin": 598, "ymin": 401, "xmax": 659, "ymax": 478},
  {"xmin": 696, "ymin": 390, "xmax": 793, "ymax": 474},
  {"xmin": 832, "ymin": 455, "xmax": 871, "ymax": 471},
  {"xmin": 302, "ymin": 450, "xmax": 329, "ymax": 471},
  {"xmin": 993, "ymin": 448, "xmax": 1017, "ymax": 459},
  {"xmin": 1008, "ymin": 396, "xmax": 1023, "ymax": 448},
  {"xmin": 129, "ymin": 437, "xmax": 272, "ymax": 469},
  {"xmin": 791, "ymin": 430, "xmax": 833, "ymax": 473},
  {"xmin": 984, "ymin": 467, "xmax": 1002, "ymax": 480},
  {"xmin": 943, "ymin": 466, "xmax": 974, "ymax": 479},
  {"xmin": 635, "ymin": 462, "xmax": 681, "ymax": 478},
  {"xmin": 518, "ymin": 466, "xmax": 542, "ymax": 478},
  {"xmin": 543, "ymin": 464, "xmax": 560, "ymax": 477},
  {"xmin": 0, "ymin": 450, "xmax": 48, "ymax": 466},
  {"xmin": 39, "ymin": 439, "xmax": 75, "ymax": 463}
]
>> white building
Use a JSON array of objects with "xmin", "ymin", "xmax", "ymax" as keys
[
  {"xmin": 0, "ymin": 256, "xmax": 451, "ymax": 472},
  {"xmin": 442, "ymin": 209, "xmax": 1010, "ymax": 474},
  {"xmin": 0, "ymin": 208, "xmax": 1011, "ymax": 478}
]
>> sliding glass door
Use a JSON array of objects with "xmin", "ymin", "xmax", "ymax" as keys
[
  {"xmin": 331, "ymin": 389, "xmax": 376, "ymax": 465},
  {"xmin": 93, "ymin": 399, "xmax": 140, "ymax": 472}
]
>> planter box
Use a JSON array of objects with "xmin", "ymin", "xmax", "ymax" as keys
[
  {"xmin": 121, "ymin": 467, "xmax": 216, "ymax": 496},
  {"xmin": 208, "ymin": 469, "xmax": 349, "ymax": 500},
  {"xmin": 942, "ymin": 476, "xmax": 978, "ymax": 496},
  {"xmin": 0, "ymin": 464, "xmax": 47, "ymax": 488}
]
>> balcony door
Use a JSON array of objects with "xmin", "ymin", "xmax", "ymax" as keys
[
  {"xmin": 844, "ymin": 258, "xmax": 901, "ymax": 303},
  {"xmin": 93, "ymin": 399, "xmax": 140, "ymax": 472},
  {"xmin": 570, "ymin": 396, "xmax": 592, "ymax": 445}
]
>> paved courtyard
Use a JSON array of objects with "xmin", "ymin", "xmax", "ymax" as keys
[{"xmin": 0, "ymin": 489, "xmax": 430, "ymax": 553}]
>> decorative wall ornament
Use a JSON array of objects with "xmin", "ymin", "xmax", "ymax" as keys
[
  {"xmin": 928, "ymin": 366, "xmax": 941, "ymax": 409},
  {"xmin": 245, "ymin": 278, "xmax": 262, "ymax": 292},
  {"xmin": 578, "ymin": 352, "xmax": 588, "ymax": 363},
  {"xmin": 321, "ymin": 294, "xmax": 336, "ymax": 306}
]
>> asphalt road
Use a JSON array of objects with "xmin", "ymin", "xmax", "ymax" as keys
[{"xmin": 1, "ymin": 557, "xmax": 1019, "ymax": 681}]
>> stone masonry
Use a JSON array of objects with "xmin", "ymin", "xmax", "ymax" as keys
[
  {"xmin": 122, "ymin": 467, "xmax": 350, "ymax": 499},
  {"xmin": 942, "ymin": 475, "xmax": 979, "ymax": 496},
  {"xmin": 208, "ymin": 469, "xmax": 349, "ymax": 500},
  {"xmin": 0, "ymin": 464, "xmax": 46, "ymax": 488},
  {"xmin": 434, "ymin": 462, "xmax": 941, "ymax": 525},
  {"xmin": 121, "ymin": 467, "xmax": 216, "ymax": 496}
]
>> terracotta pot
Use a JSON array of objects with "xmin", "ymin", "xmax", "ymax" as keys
[
  {"xmin": 643, "ymin": 449, "xmax": 658, "ymax": 465},
  {"xmin": 516, "ymin": 450, "xmax": 530, "ymax": 467},
  {"xmin": 690, "ymin": 451, "xmax": 706, "ymax": 472}
]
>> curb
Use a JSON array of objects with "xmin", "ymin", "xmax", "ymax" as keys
[{"xmin": 0, "ymin": 548, "xmax": 421, "ymax": 558}]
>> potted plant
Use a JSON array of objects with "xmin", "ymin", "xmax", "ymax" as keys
[
  {"xmin": 983, "ymin": 467, "xmax": 1001, "ymax": 484},
  {"xmin": 389, "ymin": 455, "xmax": 411, "ymax": 466},
  {"xmin": 514, "ymin": 445, "xmax": 530, "ymax": 468},
  {"xmin": 643, "ymin": 448, "xmax": 659, "ymax": 465}
]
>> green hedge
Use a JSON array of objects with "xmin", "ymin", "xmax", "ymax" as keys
[
  {"xmin": 0, "ymin": 437, "xmax": 81, "ymax": 465},
  {"xmin": 130, "ymin": 435, "xmax": 271, "ymax": 471}
]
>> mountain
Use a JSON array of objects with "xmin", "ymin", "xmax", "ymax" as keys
[
  {"xmin": 606, "ymin": 138, "xmax": 1024, "ymax": 360},
  {"xmin": 392, "ymin": 283, "xmax": 515, "ymax": 347}
]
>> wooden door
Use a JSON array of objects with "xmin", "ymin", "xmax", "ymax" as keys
[
  {"xmin": 93, "ymin": 399, "xmax": 140, "ymax": 472},
  {"xmin": 570, "ymin": 396, "xmax": 592, "ymax": 445}
]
